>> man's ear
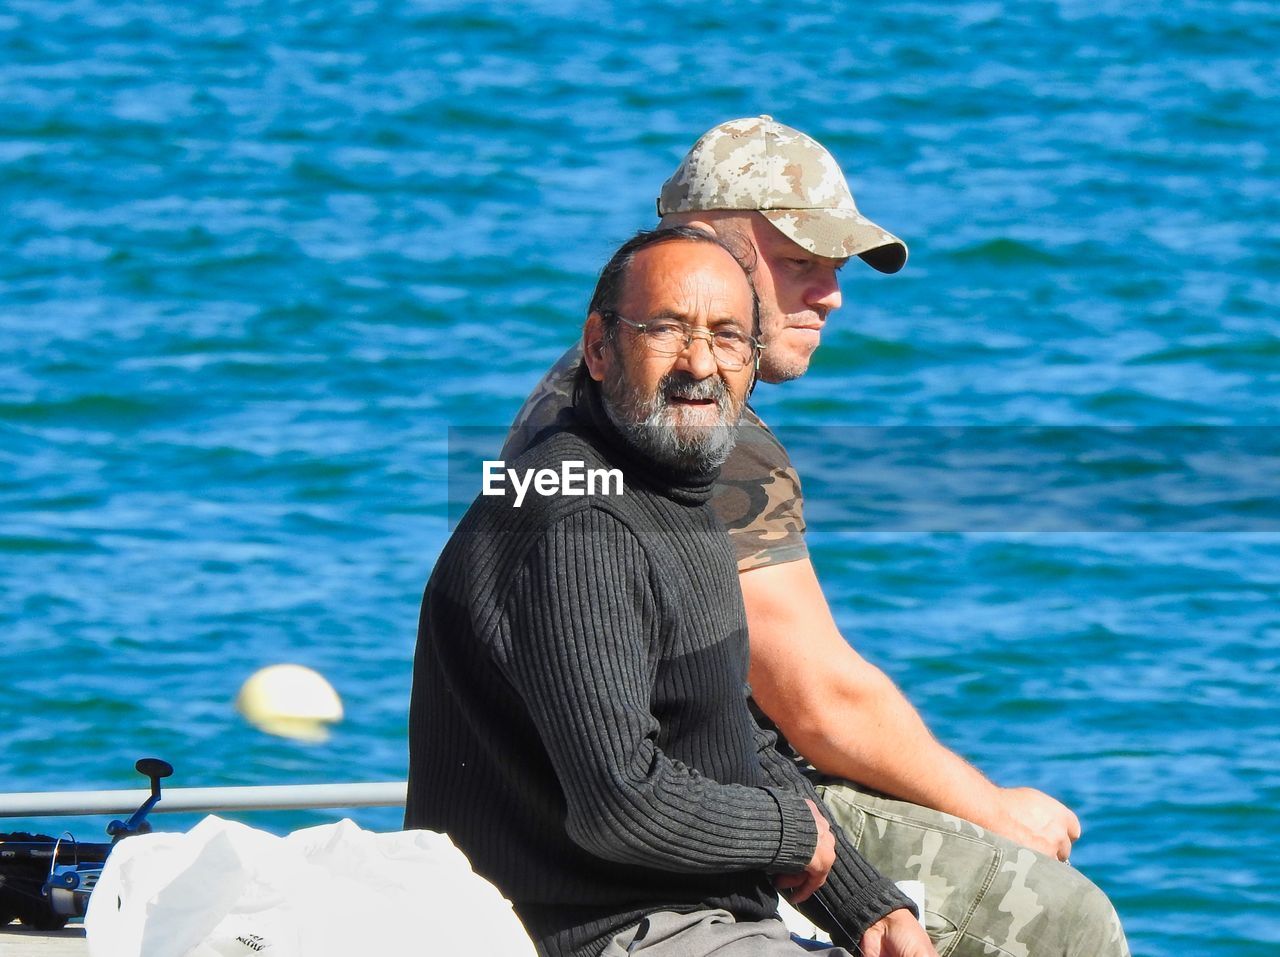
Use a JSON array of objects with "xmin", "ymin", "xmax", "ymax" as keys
[
  {"xmin": 660, "ymin": 213, "xmax": 718, "ymax": 238},
  {"xmin": 582, "ymin": 312, "xmax": 611, "ymax": 383}
]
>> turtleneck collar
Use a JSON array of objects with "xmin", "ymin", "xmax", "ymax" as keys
[{"xmin": 573, "ymin": 372, "xmax": 719, "ymax": 507}]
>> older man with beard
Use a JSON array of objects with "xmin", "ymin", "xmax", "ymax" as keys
[
  {"xmin": 503, "ymin": 117, "xmax": 1129, "ymax": 957},
  {"xmin": 406, "ymin": 226, "xmax": 937, "ymax": 957}
]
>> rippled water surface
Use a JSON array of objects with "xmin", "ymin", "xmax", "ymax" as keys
[{"xmin": 2, "ymin": 2, "xmax": 1277, "ymax": 953}]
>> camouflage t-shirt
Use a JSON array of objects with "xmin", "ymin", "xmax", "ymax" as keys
[{"xmin": 501, "ymin": 346, "xmax": 807, "ymax": 572}]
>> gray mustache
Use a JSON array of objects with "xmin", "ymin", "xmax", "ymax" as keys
[{"xmin": 661, "ymin": 373, "xmax": 726, "ymax": 402}]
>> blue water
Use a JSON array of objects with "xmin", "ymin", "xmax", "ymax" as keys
[{"xmin": 2, "ymin": 1, "xmax": 1277, "ymax": 952}]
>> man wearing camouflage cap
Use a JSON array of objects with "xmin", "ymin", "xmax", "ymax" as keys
[{"xmin": 504, "ymin": 116, "xmax": 1128, "ymax": 957}]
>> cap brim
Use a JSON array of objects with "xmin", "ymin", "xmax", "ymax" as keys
[{"xmin": 760, "ymin": 207, "xmax": 908, "ymax": 274}]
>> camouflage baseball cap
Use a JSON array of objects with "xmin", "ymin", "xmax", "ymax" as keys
[{"xmin": 657, "ymin": 116, "xmax": 907, "ymax": 273}]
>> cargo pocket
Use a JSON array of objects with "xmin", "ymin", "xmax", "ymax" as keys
[{"xmin": 817, "ymin": 784, "xmax": 1002, "ymax": 957}]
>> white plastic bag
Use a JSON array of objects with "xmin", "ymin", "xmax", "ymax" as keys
[{"xmin": 84, "ymin": 816, "xmax": 535, "ymax": 957}]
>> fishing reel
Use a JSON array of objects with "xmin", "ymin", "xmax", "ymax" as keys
[
  {"xmin": 1, "ymin": 758, "xmax": 172, "ymax": 931},
  {"xmin": 105, "ymin": 757, "xmax": 173, "ymax": 842}
]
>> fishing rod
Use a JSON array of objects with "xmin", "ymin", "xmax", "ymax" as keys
[{"xmin": 0, "ymin": 781, "xmax": 408, "ymax": 818}]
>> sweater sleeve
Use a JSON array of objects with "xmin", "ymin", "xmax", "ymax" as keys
[
  {"xmin": 496, "ymin": 506, "xmax": 819, "ymax": 876},
  {"xmin": 752, "ymin": 723, "xmax": 918, "ymax": 943}
]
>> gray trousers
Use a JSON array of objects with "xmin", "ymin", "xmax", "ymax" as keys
[
  {"xmin": 599, "ymin": 909, "xmax": 857, "ymax": 956},
  {"xmin": 818, "ymin": 779, "xmax": 1130, "ymax": 957}
]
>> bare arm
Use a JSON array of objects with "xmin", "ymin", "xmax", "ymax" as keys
[{"xmin": 741, "ymin": 558, "xmax": 1080, "ymax": 861}]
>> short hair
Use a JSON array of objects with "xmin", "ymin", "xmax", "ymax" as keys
[{"xmin": 587, "ymin": 225, "xmax": 761, "ymax": 338}]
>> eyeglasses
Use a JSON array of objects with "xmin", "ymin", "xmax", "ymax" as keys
[{"xmin": 606, "ymin": 312, "xmax": 765, "ymax": 372}]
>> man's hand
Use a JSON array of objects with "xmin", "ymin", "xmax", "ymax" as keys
[
  {"xmin": 994, "ymin": 786, "xmax": 1081, "ymax": 862},
  {"xmin": 772, "ymin": 799, "xmax": 834, "ymax": 904},
  {"xmin": 860, "ymin": 908, "xmax": 938, "ymax": 957}
]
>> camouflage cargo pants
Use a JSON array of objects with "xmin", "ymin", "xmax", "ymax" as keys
[{"xmin": 816, "ymin": 780, "xmax": 1130, "ymax": 957}]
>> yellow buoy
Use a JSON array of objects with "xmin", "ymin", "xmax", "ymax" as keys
[{"xmin": 236, "ymin": 664, "xmax": 344, "ymax": 742}]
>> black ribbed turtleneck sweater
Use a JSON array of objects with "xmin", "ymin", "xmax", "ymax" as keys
[{"xmin": 405, "ymin": 381, "xmax": 910, "ymax": 956}]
